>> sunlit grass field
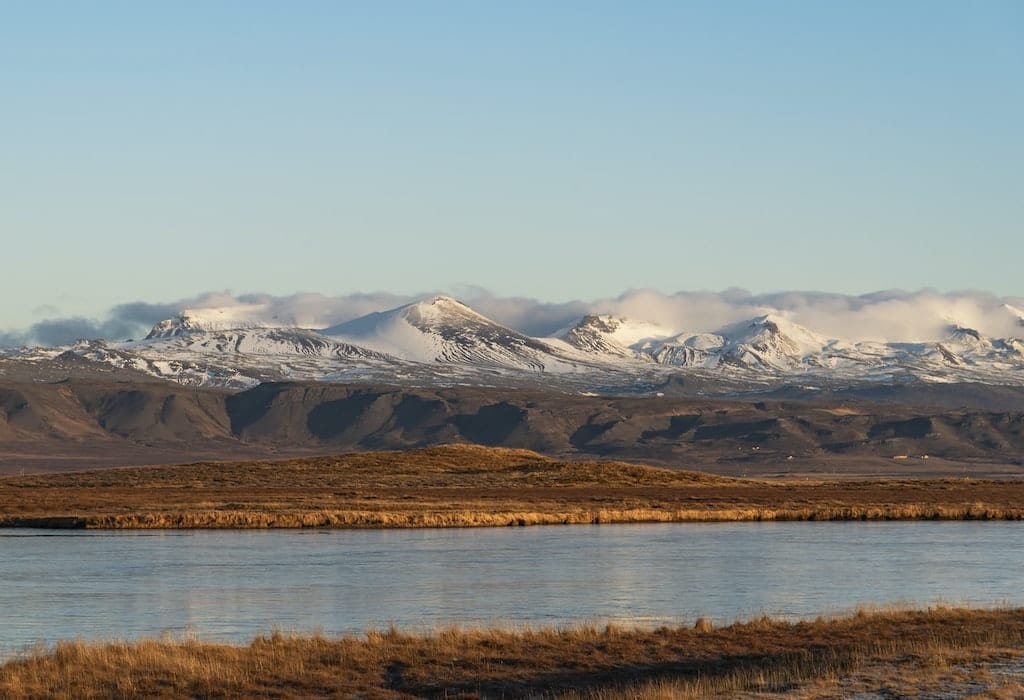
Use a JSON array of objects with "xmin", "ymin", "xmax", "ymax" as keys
[
  {"xmin": 2, "ymin": 445, "xmax": 1024, "ymax": 529},
  {"xmin": 3, "ymin": 607, "xmax": 1023, "ymax": 698},
  {"xmin": 6, "ymin": 446, "xmax": 1024, "ymax": 528}
]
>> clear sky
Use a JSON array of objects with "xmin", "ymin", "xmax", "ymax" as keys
[{"xmin": 2, "ymin": 1, "xmax": 1021, "ymax": 332}]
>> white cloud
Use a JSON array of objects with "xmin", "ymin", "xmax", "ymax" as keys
[{"xmin": 3, "ymin": 288, "xmax": 1024, "ymax": 347}]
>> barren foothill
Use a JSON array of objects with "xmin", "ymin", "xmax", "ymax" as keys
[{"xmin": 4, "ymin": 379, "xmax": 1024, "ymax": 479}]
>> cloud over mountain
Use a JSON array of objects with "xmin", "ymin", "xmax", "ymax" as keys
[{"xmin": 3, "ymin": 288, "xmax": 1024, "ymax": 348}]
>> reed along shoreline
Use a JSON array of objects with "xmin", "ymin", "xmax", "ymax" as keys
[
  {"xmin": 3, "ymin": 607, "xmax": 1024, "ymax": 698},
  {"xmin": 3, "ymin": 445, "xmax": 1024, "ymax": 530}
]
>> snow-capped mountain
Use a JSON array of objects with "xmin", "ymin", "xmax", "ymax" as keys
[
  {"xmin": 5, "ymin": 296, "xmax": 1024, "ymax": 393},
  {"xmin": 1004, "ymin": 304, "xmax": 1024, "ymax": 327},
  {"xmin": 324, "ymin": 296, "xmax": 573, "ymax": 371},
  {"xmin": 145, "ymin": 304, "xmax": 288, "ymax": 339},
  {"xmin": 553, "ymin": 310, "xmax": 1024, "ymax": 387},
  {"xmin": 41, "ymin": 296, "xmax": 648, "ymax": 390},
  {"xmin": 559, "ymin": 315, "xmax": 667, "ymax": 360},
  {"xmin": 559, "ymin": 312, "xmax": 843, "ymax": 371},
  {"xmin": 655, "ymin": 315, "xmax": 832, "ymax": 371}
]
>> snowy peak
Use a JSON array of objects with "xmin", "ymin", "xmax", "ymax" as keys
[
  {"xmin": 325, "ymin": 296, "xmax": 484, "ymax": 338},
  {"xmin": 944, "ymin": 325, "xmax": 988, "ymax": 349},
  {"xmin": 560, "ymin": 315, "xmax": 669, "ymax": 358},
  {"xmin": 1003, "ymin": 304, "xmax": 1024, "ymax": 327},
  {"xmin": 929, "ymin": 325, "xmax": 1015, "ymax": 368},
  {"xmin": 653, "ymin": 313, "xmax": 831, "ymax": 371},
  {"xmin": 146, "ymin": 305, "xmax": 283, "ymax": 339},
  {"xmin": 722, "ymin": 314, "xmax": 827, "ymax": 353},
  {"xmin": 558, "ymin": 311, "xmax": 832, "ymax": 371},
  {"xmin": 402, "ymin": 295, "xmax": 488, "ymax": 325},
  {"xmin": 326, "ymin": 296, "xmax": 561, "ymax": 370}
]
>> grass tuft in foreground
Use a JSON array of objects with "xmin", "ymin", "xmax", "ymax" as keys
[{"xmin": 3, "ymin": 607, "xmax": 1024, "ymax": 698}]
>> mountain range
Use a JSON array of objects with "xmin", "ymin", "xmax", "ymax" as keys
[{"xmin": 4, "ymin": 296, "xmax": 1024, "ymax": 395}]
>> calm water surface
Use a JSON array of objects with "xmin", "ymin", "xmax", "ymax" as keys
[{"xmin": 1, "ymin": 521, "xmax": 1022, "ymax": 655}]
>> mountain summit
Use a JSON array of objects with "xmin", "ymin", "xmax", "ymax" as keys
[
  {"xmin": 559, "ymin": 315, "xmax": 668, "ymax": 359},
  {"xmin": 326, "ymin": 296, "xmax": 565, "ymax": 370},
  {"xmin": 146, "ymin": 305, "xmax": 277, "ymax": 339}
]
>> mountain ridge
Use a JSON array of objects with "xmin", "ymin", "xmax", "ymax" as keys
[{"xmin": 4, "ymin": 296, "xmax": 1023, "ymax": 394}]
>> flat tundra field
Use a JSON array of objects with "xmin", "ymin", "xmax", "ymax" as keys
[{"xmin": 2, "ymin": 444, "xmax": 1024, "ymax": 529}]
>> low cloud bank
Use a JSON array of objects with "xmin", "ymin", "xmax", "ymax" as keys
[
  {"xmin": 3, "ymin": 289, "xmax": 1024, "ymax": 347},
  {"xmin": 595, "ymin": 289, "xmax": 1024, "ymax": 343}
]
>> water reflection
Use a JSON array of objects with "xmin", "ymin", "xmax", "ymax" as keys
[{"xmin": 1, "ymin": 521, "xmax": 1022, "ymax": 656}]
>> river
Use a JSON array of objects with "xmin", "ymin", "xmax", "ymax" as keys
[{"xmin": 2, "ymin": 521, "xmax": 1021, "ymax": 656}]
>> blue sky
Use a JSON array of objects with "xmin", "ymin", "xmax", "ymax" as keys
[{"xmin": 2, "ymin": 1, "xmax": 1021, "ymax": 333}]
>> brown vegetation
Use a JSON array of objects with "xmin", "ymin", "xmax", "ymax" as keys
[
  {"xmin": 2, "ymin": 607, "xmax": 1023, "ymax": 698},
  {"xmin": 3, "ymin": 445, "xmax": 1024, "ymax": 529}
]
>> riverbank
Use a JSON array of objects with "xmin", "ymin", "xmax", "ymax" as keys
[
  {"xmin": 3, "ymin": 445, "xmax": 1024, "ymax": 529},
  {"xmin": 3, "ymin": 607, "xmax": 1023, "ymax": 698}
]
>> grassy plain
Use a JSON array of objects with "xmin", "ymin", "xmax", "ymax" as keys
[
  {"xmin": 2, "ymin": 607, "xmax": 1023, "ymax": 698},
  {"xmin": 3, "ymin": 444, "xmax": 1024, "ymax": 528},
  {"xmin": 5, "ymin": 446, "xmax": 1024, "ymax": 697}
]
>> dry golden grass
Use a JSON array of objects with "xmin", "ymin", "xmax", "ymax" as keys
[
  {"xmin": 3, "ymin": 607, "xmax": 1023, "ymax": 698},
  {"xmin": 15, "ymin": 503, "xmax": 1024, "ymax": 530},
  {"xmin": 3, "ymin": 444, "xmax": 1024, "ymax": 529},
  {"xmin": 0, "ymin": 445, "xmax": 737, "ymax": 489}
]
